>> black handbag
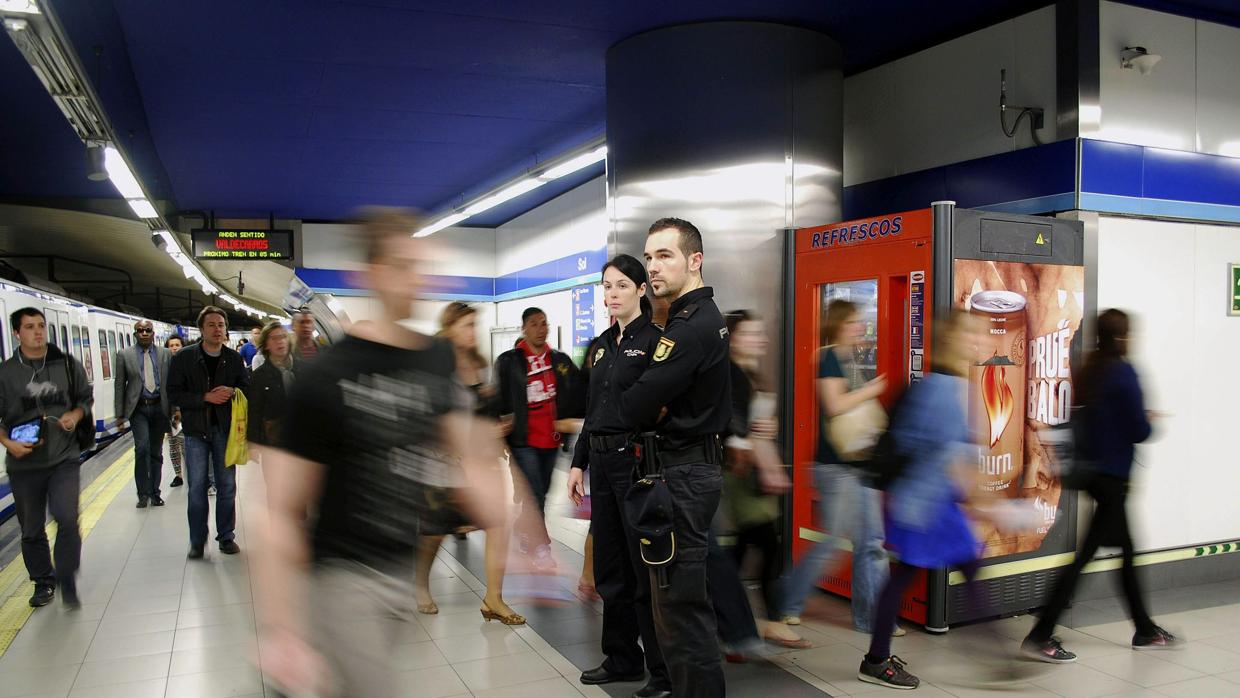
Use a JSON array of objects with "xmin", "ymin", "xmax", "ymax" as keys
[{"xmin": 63, "ymin": 356, "xmax": 95, "ymax": 452}]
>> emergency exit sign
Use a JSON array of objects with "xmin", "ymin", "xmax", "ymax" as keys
[{"xmin": 1231, "ymin": 264, "xmax": 1240, "ymax": 316}]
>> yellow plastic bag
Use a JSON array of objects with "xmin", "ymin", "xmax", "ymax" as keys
[{"xmin": 225, "ymin": 389, "xmax": 249, "ymax": 467}]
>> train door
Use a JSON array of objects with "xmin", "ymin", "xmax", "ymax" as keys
[{"xmin": 791, "ymin": 209, "xmax": 934, "ymax": 624}]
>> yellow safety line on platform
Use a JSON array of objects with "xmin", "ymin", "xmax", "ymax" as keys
[{"xmin": 0, "ymin": 450, "xmax": 134, "ymax": 656}]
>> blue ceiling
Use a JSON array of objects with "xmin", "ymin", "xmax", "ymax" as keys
[{"xmin": 3, "ymin": 0, "xmax": 1239, "ymax": 226}]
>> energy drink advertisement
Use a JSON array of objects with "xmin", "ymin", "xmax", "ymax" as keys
[{"xmin": 955, "ymin": 261, "xmax": 1085, "ymax": 558}]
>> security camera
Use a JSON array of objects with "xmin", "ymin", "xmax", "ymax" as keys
[
  {"xmin": 1121, "ymin": 46, "xmax": 1161, "ymax": 75},
  {"xmin": 151, "ymin": 232, "xmax": 167, "ymax": 250}
]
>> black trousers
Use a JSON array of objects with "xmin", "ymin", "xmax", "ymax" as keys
[
  {"xmin": 590, "ymin": 446, "xmax": 669, "ymax": 687},
  {"xmin": 10, "ymin": 460, "xmax": 81, "ymax": 586},
  {"xmin": 733, "ymin": 520, "xmax": 782, "ymax": 622},
  {"xmin": 650, "ymin": 462, "xmax": 726, "ymax": 698},
  {"xmin": 131, "ymin": 402, "xmax": 169, "ymax": 498},
  {"xmin": 1030, "ymin": 474, "xmax": 1155, "ymax": 641}
]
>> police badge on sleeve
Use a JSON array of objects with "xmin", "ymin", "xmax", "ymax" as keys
[{"xmin": 653, "ymin": 337, "xmax": 675, "ymax": 362}]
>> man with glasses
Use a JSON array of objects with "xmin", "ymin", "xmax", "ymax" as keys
[{"xmin": 114, "ymin": 320, "xmax": 173, "ymax": 508}]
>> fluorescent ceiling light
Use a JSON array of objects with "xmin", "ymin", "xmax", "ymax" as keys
[
  {"xmin": 414, "ymin": 212, "xmax": 467, "ymax": 238},
  {"xmin": 540, "ymin": 145, "xmax": 607, "ymax": 181},
  {"xmin": 104, "ymin": 147, "xmax": 143, "ymax": 198},
  {"xmin": 181, "ymin": 265, "xmax": 196, "ymax": 279},
  {"xmin": 0, "ymin": 0, "xmax": 40, "ymax": 14},
  {"xmin": 127, "ymin": 198, "xmax": 158, "ymax": 218},
  {"xmin": 462, "ymin": 178, "xmax": 543, "ymax": 217}
]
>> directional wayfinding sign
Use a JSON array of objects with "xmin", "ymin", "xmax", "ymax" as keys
[{"xmin": 192, "ymin": 229, "xmax": 293, "ymax": 260}]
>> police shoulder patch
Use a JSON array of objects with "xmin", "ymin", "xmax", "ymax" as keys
[
  {"xmin": 653, "ymin": 337, "xmax": 676, "ymax": 362},
  {"xmin": 594, "ymin": 346, "xmax": 606, "ymax": 365}
]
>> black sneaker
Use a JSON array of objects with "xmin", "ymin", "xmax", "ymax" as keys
[
  {"xmin": 1133, "ymin": 626, "xmax": 1181, "ymax": 650},
  {"xmin": 188, "ymin": 544, "xmax": 205, "ymax": 559},
  {"xmin": 29, "ymin": 583, "xmax": 54, "ymax": 607},
  {"xmin": 136, "ymin": 496, "xmax": 148, "ymax": 508},
  {"xmin": 219, "ymin": 540, "xmax": 241, "ymax": 555},
  {"xmin": 150, "ymin": 495, "xmax": 165, "ymax": 507},
  {"xmin": 858, "ymin": 655, "xmax": 919, "ymax": 690},
  {"xmin": 60, "ymin": 578, "xmax": 80, "ymax": 609},
  {"xmin": 170, "ymin": 475, "xmax": 184, "ymax": 487},
  {"xmin": 1021, "ymin": 636, "xmax": 1077, "ymax": 664}
]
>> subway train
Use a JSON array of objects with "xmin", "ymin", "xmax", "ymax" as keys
[{"xmin": 0, "ymin": 277, "xmax": 201, "ymax": 521}]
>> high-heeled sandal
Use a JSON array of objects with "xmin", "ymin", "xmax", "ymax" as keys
[
  {"xmin": 417, "ymin": 601, "xmax": 438, "ymax": 615},
  {"xmin": 479, "ymin": 603, "xmax": 525, "ymax": 626}
]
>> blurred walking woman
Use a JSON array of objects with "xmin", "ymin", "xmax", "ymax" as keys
[
  {"xmin": 1021, "ymin": 309, "xmax": 1178, "ymax": 663},
  {"xmin": 565, "ymin": 255, "xmax": 671, "ymax": 695},
  {"xmin": 780, "ymin": 300, "xmax": 889, "ymax": 632},
  {"xmin": 858, "ymin": 313, "xmax": 983, "ymax": 690},
  {"xmin": 245, "ymin": 321, "xmax": 297, "ymax": 450},
  {"xmin": 414, "ymin": 302, "xmax": 524, "ymax": 625}
]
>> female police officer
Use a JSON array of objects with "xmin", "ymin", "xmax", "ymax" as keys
[{"xmin": 566, "ymin": 254, "xmax": 671, "ymax": 698}]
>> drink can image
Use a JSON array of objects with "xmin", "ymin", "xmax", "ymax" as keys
[{"xmin": 968, "ymin": 291, "xmax": 1027, "ymax": 495}]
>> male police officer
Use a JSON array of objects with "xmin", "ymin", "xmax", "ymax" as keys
[{"xmin": 619, "ymin": 218, "xmax": 730, "ymax": 697}]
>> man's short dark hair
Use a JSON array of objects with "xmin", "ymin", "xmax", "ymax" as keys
[
  {"xmin": 522, "ymin": 307, "xmax": 546, "ymax": 326},
  {"xmin": 648, "ymin": 217, "xmax": 703, "ymax": 259},
  {"xmin": 9, "ymin": 307, "xmax": 44, "ymax": 333},
  {"xmin": 197, "ymin": 305, "xmax": 228, "ymax": 329}
]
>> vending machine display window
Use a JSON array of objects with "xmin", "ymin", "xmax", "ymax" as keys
[{"xmin": 821, "ymin": 279, "xmax": 879, "ymax": 383}]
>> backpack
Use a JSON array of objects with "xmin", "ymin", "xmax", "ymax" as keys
[{"xmin": 857, "ymin": 382, "xmax": 917, "ymax": 490}]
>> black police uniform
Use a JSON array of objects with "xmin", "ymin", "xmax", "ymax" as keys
[
  {"xmin": 570, "ymin": 313, "xmax": 670, "ymax": 692},
  {"xmin": 618, "ymin": 286, "xmax": 731, "ymax": 698}
]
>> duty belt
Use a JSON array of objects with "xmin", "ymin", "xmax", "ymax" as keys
[
  {"xmin": 649, "ymin": 436, "xmax": 724, "ymax": 468},
  {"xmin": 139, "ymin": 396, "xmax": 162, "ymax": 406},
  {"xmin": 588, "ymin": 433, "xmax": 631, "ymax": 452}
]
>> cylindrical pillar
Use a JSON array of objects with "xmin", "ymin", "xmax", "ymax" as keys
[{"xmin": 606, "ymin": 21, "xmax": 843, "ymax": 390}]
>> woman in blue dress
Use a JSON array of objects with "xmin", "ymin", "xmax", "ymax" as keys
[{"xmin": 858, "ymin": 313, "xmax": 984, "ymax": 690}]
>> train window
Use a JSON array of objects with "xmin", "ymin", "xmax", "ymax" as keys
[
  {"xmin": 108, "ymin": 331, "xmax": 117, "ymax": 365},
  {"xmin": 71, "ymin": 325, "xmax": 81, "ymax": 360},
  {"xmin": 47, "ymin": 322, "xmax": 57, "ymax": 347},
  {"xmin": 61, "ymin": 325, "xmax": 69, "ymax": 351},
  {"xmin": 80, "ymin": 325, "xmax": 94, "ymax": 382},
  {"xmin": 99, "ymin": 330, "xmax": 112, "ymax": 379}
]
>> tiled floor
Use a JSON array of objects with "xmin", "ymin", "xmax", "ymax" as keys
[{"xmin": 1, "ymin": 451, "xmax": 1239, "ymax": 697}]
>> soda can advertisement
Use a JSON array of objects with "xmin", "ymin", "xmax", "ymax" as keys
[
  {"xmin": 955, "ymin": 261, "xmax": 1085, "ymax": 558},
  {"xmin": 968, "ymin": 291, "xmax": 1026, "ymax": 496}
]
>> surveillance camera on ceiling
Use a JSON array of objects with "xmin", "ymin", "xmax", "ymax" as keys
[
  {"xmin": 1121, "ymin": 46, "xmax": 1161, "ymax": 75},
  {"xmin": 151, "ymin": 232, "xmax": 167, "ymax": 250}
]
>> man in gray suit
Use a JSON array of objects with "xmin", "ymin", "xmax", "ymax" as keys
[{"xmin": 114, "ymin": 320, "xmax": 172, "ymax": 508}]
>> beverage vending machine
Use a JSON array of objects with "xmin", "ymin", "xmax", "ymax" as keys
[{"xmin": 786, "ymin": 201, "xmax": 1086, "ymax": 629}]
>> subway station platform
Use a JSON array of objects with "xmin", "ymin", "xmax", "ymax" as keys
[{"xmin": 1, "ymin": 443, "xmax": 1239, "ymax": 698}]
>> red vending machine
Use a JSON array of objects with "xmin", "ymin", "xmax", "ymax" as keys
[{"xmin": 787, "ymin": 201, "xmax": 1086, "ymax": 630}]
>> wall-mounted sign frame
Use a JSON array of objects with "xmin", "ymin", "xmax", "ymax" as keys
[
  {"xmin": 1231, "ymin": 264, "xmax": 1240, "ymax": 317},
  {"xmin": 191, "ymin": 229, "xmax": 294, "ymax": 260}
]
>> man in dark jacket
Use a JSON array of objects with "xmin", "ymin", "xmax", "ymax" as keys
[
  {"xmin": 496, "ymin": 307, "xmax": 583, "ymax": 568},
  {"xmin": 168, "ymin": 305, "xmax": 249, "ymax": 559},
  {"xmin": 0, "ymin": 308, "xmax": 93, "ymax": 608}
]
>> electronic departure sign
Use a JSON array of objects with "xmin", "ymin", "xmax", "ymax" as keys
[{"xmin": 191, "ymin": 229, "xmax": 293, "ymax": 260}]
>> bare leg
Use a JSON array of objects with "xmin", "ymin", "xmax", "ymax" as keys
[
  {"xmin": 481, "ymin": 527, "xmax": 517, "ymax": 616},
  {"xmin": 416, "ymin": 534, "xmax": 443, "ymax": 613}
]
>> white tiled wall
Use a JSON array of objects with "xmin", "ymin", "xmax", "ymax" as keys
[
  {"xmin": 1096, "ymin": 216, "xmax": 1240, "ymax": 550},
  {"xmin": 843, "ymin": 5, "xmax": 1057, "ymax": 186},
  {"xmin": 1095, "ymin": 1, "xmax": 1240, "ymax": 156}
]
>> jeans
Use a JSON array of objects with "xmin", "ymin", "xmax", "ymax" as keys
[
  {"xmin": 131, "ymin": 402, "xmax": 169, "ymax": 497},
  {"xmin": 590, "ymin": 446, "xmax": 668, "ymax": 687},
  {"xmin": 512, "ymin": 446, "xmax": 558, "ymax": 546},
  {"xmin": 10, "ymin": 460, "xmax": 81, "ymax": 586},
  {"xmin": 781, "ymin": 462, "xmax": 887, "ymax": 632},
  {"xmin": 649, "ymin": 462, "xmax": 725, "ymax": 698},
  {"xmin": 1030, "ymin": 474, "xmax": 1155, "ymax": 641},
  {"xmin": 184, "ymin": 423, "xmax": 237, "ymax": 547}
]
